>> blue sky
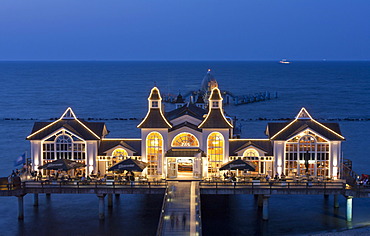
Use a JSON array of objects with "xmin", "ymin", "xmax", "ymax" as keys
[{"xmin": 0, "ymin": 0, "xmax": 369, "ymax": 60}]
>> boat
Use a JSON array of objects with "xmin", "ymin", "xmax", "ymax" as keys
[{"xmin": 279, "ymin": 59, "xmax": 291, "ymax": 64}]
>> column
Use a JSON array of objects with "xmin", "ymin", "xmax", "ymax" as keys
[
  {"xmin": 334, "ymin": 195, "xmax": 339, "ymax": 208},
  {"xmin": 257, "ymin": 194, "xmax": 263, "ymax": 208},
  {"xmin": 17, "ymin": 195, "xmax": 25, "ymax": 220},
  {"xmin": 107, "ymin": 194, "xmax": 113, "ymax": 208},
  {"xmin": 262, "ymin": 195, "xmax": 270, "ymax": 221},
  {"xmin": 346, "ymin": 196, "xmax": 353, "ymax": 222},
  {"xmin": 97, "ymin": 194, "xmax": 106, "ymax": 220},
  {"xmin": 33, "ymin": 194, "xmax": 39, "ymax": 207}
]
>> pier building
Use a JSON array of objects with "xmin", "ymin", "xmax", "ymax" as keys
[{"xmin": 27, "ymin": 84, "xmax": 345, "ymax": 180}]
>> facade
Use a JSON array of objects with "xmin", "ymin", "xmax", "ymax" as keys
[{"xmin": 27, "ymin": 86, "xmax": 345, "ymax": 179}]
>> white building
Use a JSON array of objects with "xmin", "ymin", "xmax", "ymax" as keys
[{"xmin": 27, "ymin": 86, "xmax": 345, "ymax": 179}]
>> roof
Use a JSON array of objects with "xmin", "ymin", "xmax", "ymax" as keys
[
  {"xmin": 169, "ymin": 122, "xmax": 202, "ymax": 132},
  {"xmin": 166, "ymin": 148, "xmax": 206, "ymax": 157},
  {"xmin": 27, "ymin": 119, "xmax": 106, "ymax": 140},
  {"xmin": 266, "ymin": 108, "xmax": 344, "ymax": 141},
  {"xmin": 209, "ymin": 87, "xmax": 223, "ymax": 100},
  {"xmin": 267, "ymin": 120, "xmax": 344, "ymax": 141},
  {"xmin": 166, "ymin": 103, "xmax": 207, "ymax": 121},
  {"xmin": 229, "ymin": 139, "xmax": 273, "ymax": 156},
  {"xmin": 175, "ymin": 94, "xmax": 185, "ymax": 103},
  {"xmin": 195, "ymin": 95, "xmax": 205, "ymax": 104},
  {"xmin": 149, "ymin": 87, "xmax": 161, "ymax": 100},
  {"xmin": 137, "ymin": 108, "xmax": 172, "ymax": 128},
  {"xmin": 99, "ymin": 139, "xmax": 141, "ymax": 156},
  {"xmin": 198, "ymin": 108, "xmax": 233, "ymax": 129}
]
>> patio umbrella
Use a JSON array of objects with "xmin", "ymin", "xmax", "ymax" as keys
[
  {"xmin": 304, "ymin": 151, "xmax": 310, "ymax": 173},
  {"xmin": 108, "ymin": 158, "xmax": 148, "ymax": 172},
  {"xmin": 38, "ymin": 159, "xmax": 85, "ymax": 171},
  {"xmin": 219, "ymin": 159, "xmax": 256, "ymax": 171}
]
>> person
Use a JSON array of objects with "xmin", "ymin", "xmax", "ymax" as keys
[
  {"xmin": 97, "ymin": 170, "xmax": 101, "ymax": 178},
  {"xmin": 11, "ymin": 170, "xmax": 16, "ymax": 177},
  {"xmin": 274, "ymin": 174, "xmax": 279, "ymax": 180},
  {"xmin": 223, "ymin": 172, "xmax": 227, "ymax": 180},
  {"xmin": 37, "ymin": 171, "xmax": 42, "ymax": 181},
  {"xmin": 182, "ymin": 213, "xmax": 187, "ymax": 230},
  {"xmin": 281, "ymin": 172, "xmax": 286, "ymax": 180},
  {"xmin": 130, "ymin": 171, "xmax": 135, "ymax": 181},
  {"xmin": 15, "ymin": 169, "xmax": 19, "ymax": 176},
  {"xmin": 265, "ymin": 175, "xmax": 270, "ymax": 182}
]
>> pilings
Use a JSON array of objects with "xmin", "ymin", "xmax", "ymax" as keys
[
  {"xmin": 17, "ymin": 195, "xmax": 25, "ymax": 220},
  {"xmin": 33, "ymin": 194, "xmax": 39, "ymax": 207},
  {"xmin": 108, "ymin": 194, "xmax": 113, "ymax": 208},
  {"xmin": 346, "ymin": 196, "xmax": 353, "ymax": 222},
  {"xmin": 262, "ymin": 195, "xmax": 270, "ymax": 221},
  {"xmin": 334, "ymin": 195, "xmax": 339, "ymax": 208},
  {"xmin": 97, "ymin": 194, "xmax": 106, "ymax": 220}
]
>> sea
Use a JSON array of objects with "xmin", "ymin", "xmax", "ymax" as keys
[{"xmin": 0, "ymin": 61, "xmax": 369, "ymax": 236}]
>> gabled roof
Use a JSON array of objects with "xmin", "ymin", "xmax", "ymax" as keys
[
  {"xmin": 27, "ymin": 107, "xmax": 106, "ymax": 140},
  {"xmin": 266, "ymin": 108, "xmax": 345, "ymax": 141},
  {"xmin": 175, "ymin": 94, "xmax": 185, "ymax": 103},
  {"xmin": 198, "ymin": 87, "xmax": 233, "ymax": 129},
  {"xmin": 229, "ymin": 139, "xmax": 273, "ymax": 156},
  {"xmin": 166, "ymin": 103, "xmax": 207, "ymax": 121},
  {"xmin": 169, "ymin": 121, "xmax": 202, "ymax": 132},
  {"xmin": 99, "ymin": 139, "xmax": 141, "ymax": 156}
]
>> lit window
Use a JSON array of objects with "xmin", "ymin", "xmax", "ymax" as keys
[
  {"xmin": 146, "ymin": 132, "xmax": 163, "ymax": 175},
  {"xmin": 171, "ymin": 133, "xmax": 199, "ymax": 147},
  {"xmin": 243, "ymin": 148, "xmax": 259, "ymax": 157},
  {"xmin": 207, "ymin": 132, "xmax": 224, "ymax": 173},
  {"xmin": 112, "ymin": 148, "xmax": 128, "ymax": 159},
  {"xmin": 42, "ymin": 130, "xmax": 85, "ymax": 161}
]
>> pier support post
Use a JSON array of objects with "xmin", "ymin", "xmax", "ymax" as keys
[
  {"xmin": 33, "ymin": 194, "xmax": 39, "ymax": 207},
  {"xmin": 346, "ymin": 196, "xmax": 353, "ymax": 222},
  {"xmin": 46, "ymin": 193, "xmax": 51, "ymax": 199},
  {"xmin": 97, "ymin": 194, "xmax": 106, "ymax": 220},
  {"xmin": 262, "ymin": 195, "xmax": 270, "ymax": 221},
  {"xmin": 257, "ymin": 195, "xmax": 263, "ymax": 208},
  {"xmin": 17, "ymin": 195, "xmax": 25, "ymax": 220},
  {"xmin": 115, "ymin": 194, "xmax": 120, "ymax": 199},
  {"xmin": 107, "ymin": 194, "xmax": 113, "ymax": 208},
  {"xmin": 334, "ymin": 195, "xmax": 339, "ymax": 208},
  {"xmin": 324, "ymin": 194, "xmax": 329, "ymax": 199}
]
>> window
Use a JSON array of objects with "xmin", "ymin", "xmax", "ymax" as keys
[
  {"xmin": 285, "ymin": 131, "xmax": 329, "ymax": 177},
  {"xmin": 146, "ymin": 132, "xmax": 163, "ymax": 175},
  {"xmin": 243, "ymin": 148, "xmax": 259, "ymax": 157},
  {"xmin": 171, "ymin": 133, "xmax": 199, "ymax": 147},
  {"xmin": 243, "ymin": 148, "xmax": 260, "ymax": 172},
  {"xmin": 152, "ymin": 101, "xmax": 158, "ymax": 108},
  {"xmin": 112, "ymin": 148, "xmax": 128, "ymax": 159},
  {"xmin": 207, "ymin": 132, "xmax": 224, "ymax": 173},
  {"xmin": 42, "ymin": 130, "xmax": 86, "ymax": 161},
  {"xmin": 212, "ymin": 101, "xmax": 219, "ymax": 108}
]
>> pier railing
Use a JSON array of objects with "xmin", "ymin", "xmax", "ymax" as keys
[
  {"xmin": 156, "ymin": 186, "xmax": 170, "ymax": 236},
  {"xmin": 199, "ymin": 181, "xmax": 346, "ymax": 195}
]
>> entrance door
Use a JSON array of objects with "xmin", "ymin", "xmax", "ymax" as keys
[
  {"xmin": 177, "ymin": 158, "xmax": 193, "ymax": 178},
  {"xmin": 167, "ymin": 160, "xmax": 177, "ymax": 178}
]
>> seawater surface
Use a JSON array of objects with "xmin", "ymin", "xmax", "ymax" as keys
[{"xmin": 0, "ymin": 61, "xmax": 370, "ymax": 235}]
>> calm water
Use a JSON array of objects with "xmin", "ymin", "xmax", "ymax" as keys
[{"xmin": 0, "ymin": 61, "xmax": 370, "ymax": 235}]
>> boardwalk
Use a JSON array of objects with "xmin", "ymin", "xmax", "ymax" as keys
[{"xmin": 157, "ymin": 181, "xmax": 201, "ymax": 236}]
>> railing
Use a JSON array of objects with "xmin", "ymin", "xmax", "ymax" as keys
[
  {"xmin": 22, "ymin": 180, "xmax": 167, "ymax": 190},
  {"xmin": 156, "ymin": 186, "xmax": 170, "ymax": 236},
  {"xmin": 195, "ymin": 182, "xmax": 202, "ymax": 236},
  {"xmin": 200, "ymin": 181, "xmax": 346, "ymax": 192},
  {"xmin": 342, "ymin": 160, "xmax": 358, "ymax": 187}
]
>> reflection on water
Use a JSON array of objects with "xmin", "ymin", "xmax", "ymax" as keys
[
  {"xmin": 201, "ymin": 194, "xmax": 370, "ymax": 236},
  {"xmin": 0, "ymin": 194, "xmax": 162, "ymax": 236}
]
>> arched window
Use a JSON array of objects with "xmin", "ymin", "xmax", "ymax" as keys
[
  {"xmin": 112, "ymin": 148, "xmax": 128, "ymax": 159},
  {"xmin": 171, "ymin": 132, "xmax": 199, "ymax": 147},
  {"xmin": 207, "ymin": 132, "xmax": 224, "ymax": 173},
  {"xmin": 243, "ymin": 148, "xmax": 259, "ymax": 157},
  {"xmin": 42, "ymin": 130, "xmax": 86, "ymax": 161},
  {"xmin": 285, "ymin": 131, "xmax": 329, "ymax": 177},
  {"xmin": 146, "ymin": 132, "xmax": 163, "ymax": 175}
]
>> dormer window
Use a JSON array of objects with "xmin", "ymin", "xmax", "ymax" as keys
[
  {"xmin": 212, "ymin": 101, "xmax": 219, "ymax": 108},
  {"xmin": 152, "ymin": 101, "xmax": 158, "ymax": 108}
]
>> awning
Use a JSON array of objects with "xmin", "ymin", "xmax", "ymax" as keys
[
  {"xmin": 219, "ymin": 159, "xmax": 256, "ymax": 171},
  {"xmin": 108, "ymin": 158, "xmax": 148, "ymax": 172},
  {"xmin": 165, "ymin": 148, "xmax": 206, "ymax": 157},
  {"xmin": 38, "ymin": 159, "xmax": 85, "ymax": 171}
]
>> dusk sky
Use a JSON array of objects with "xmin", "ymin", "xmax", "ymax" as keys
[{"xmin": 1, "ymin": 0, "xmax": 369, "ymax": 61}]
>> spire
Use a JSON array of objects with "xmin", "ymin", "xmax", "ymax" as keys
[
  {"xmin": 137, "ymin": 87, "xmax": 172, "ymax": 128},
  {"xmin": 198, "ymin": 87, "xmax": 233, "ymax": 129}
]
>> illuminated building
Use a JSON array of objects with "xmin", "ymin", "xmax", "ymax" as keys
[{"xmin": 27, "ymin": 87, "xmax": 345, "ymax": 179}]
